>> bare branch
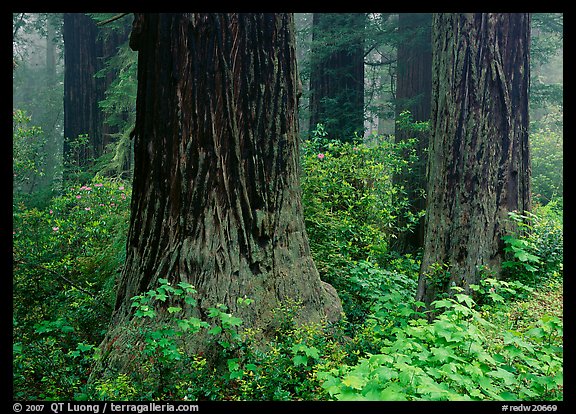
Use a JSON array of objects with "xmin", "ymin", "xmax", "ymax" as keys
[{"xmin": 96, "ymin": 13, "xmax": 130, "ymax": 27}]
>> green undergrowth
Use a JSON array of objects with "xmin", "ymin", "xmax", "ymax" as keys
[
  {"xmin": 12, "ymin": 122, "xmax": 563, "ymax": 401},
  {"xmin": 318, "ymin": 277, "xmax": 563, "ymax": 401}
]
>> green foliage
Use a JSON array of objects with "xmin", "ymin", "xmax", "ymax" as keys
[
  {"xmin": 95, "ymin": 39, "xmax": 137, "ymax": 178},
  {"xmin": 90, "ymin": 285, "xmax": 346, "ymax": 401},
  {"xmin": 301, "ymin": 126, "xmax": 420, "ymax": 321},
  {"xmin": 502, "ymin": 201, "xmax": 563, "ymax": 286},
  {"xmin": 318, "ymin": 284, "xmax": 563, "ymax": 401},
  {"xmin": 335, "ymin": 259, "xmax": 420, "ymax": 337},
  {"xmin": 13, "ymin": 110, "xmax": 46, "ymax": 197},
  {"xmin": 530, "ymin": 128, "xmax": 563, "ymax": 205},
  {"xmin": 63, "ymin": 134, "xmax": 93, "ymax": 184},
  {"xmin": 302, "ymin": 125, "xmax": 419, "ymax": 260},
  {"xmin": 13, "ymin": 176, "xmax": 131, "ymax": 399},
  {"xmin": 395, "ymin": 110, "xmax": 430, "ymax": 135}
]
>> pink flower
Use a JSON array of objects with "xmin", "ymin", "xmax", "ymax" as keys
[
  {"xmin": 119, "ymin": 186, "xmax": 125, "ymax": 191},
  {"xmin": 52, "ymin": 227, "xmax": 59, "ymax": 232},
  {"xmin": 353, "ymin": 147, "xmax": 358, "ymax": 151},
  {"xmin": 80, "ymin": 186, "xmax": 87, "ymax": 190},
  {"xmin": 76, "ymin": 195, "xmax": 81, "ymax": 199},
  {"xmin": 121, "ymin": 193, "xmax": 126, "ymax": 200},
  {"xmin": 84, "ymin": 207, "xmax": 91, "ymax": 211},
  {"xmin": 49, "ymin": 210, "xmax": 53, "ymax": 214},
  {"xmin": 317, "ymin": 153, "xmax": 325, "ymax": 160},
  {"xmin": 99, "ymin": 203, "xmax": 105, "ymax": 207},
  {"xmin": 85, "ymin": 186, "xmax": 92, "ymax": 191},
  {"xmin": 95, "ymin": 183, "xmax": 103, "ymax": 187}
]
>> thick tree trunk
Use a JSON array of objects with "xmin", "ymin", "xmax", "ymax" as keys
[
  {"xmin": 417, "ymin": 13, "xmax": 531, "ymax": 308},
  {"xmin": 393, "ymin": 13, "xmax": 432, "ymax": 253},
  {"xmin": 309, "ymin": 13, "xmax": 365, "ymax": 142},
  {"xmin": 91, "ymin": 13, "xmax": 341, "ymax": 379}
]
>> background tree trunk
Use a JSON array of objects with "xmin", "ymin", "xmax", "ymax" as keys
[
  {"xmin": 63, "ymin": 13, "xmax": 103, "ymax": 175},
  {"xmin": 91, "ymin": 13, "xmax": 341, "ymax": 379},
  {"xmin": 63, "ymin": 13, "xmax": 129, "ymax": 180},
  {"xmin": 393, "ymin": 13, "xmax": 432, "ymax": 253},
  {"xmin": 309, "ymin": 13, "xmax": 365, "ymax": 142},
  {"xmin": 417, "ymin": 13, "xmax": 531, "ymax": 308}
]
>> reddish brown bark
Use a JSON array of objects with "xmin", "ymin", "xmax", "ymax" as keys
[
  {"xmin": 92, "ymin": 13, "xmax": 341, "ymax": 378},
  {"xmin": 417, "ymin": 13, "xmax": 531, "ymax": 308}
]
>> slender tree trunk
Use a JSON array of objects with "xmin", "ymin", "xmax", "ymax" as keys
[
  {"xmin": 63, "ymin": 13, "xmax": 103, "ymax": 175},
  {"xmin": 417, "ymin": 13, "xmax": 531, "ymax": 308},
  {"xmin": 41, "ymin": 16, "xmax": 60, "ymax": 190},
  {"xmin": 63, "ymin": 13, "xmax": 129, "ymax": 180},
  {"xmin": 393, "ymin": 13, "xmax": 432, "ymax": 253},
  {"xmin": 91, "ymin": 13, "xmax": 341, "ymax": 379},
  {"xmin": 46, "ymin": 17, "xmax": 57, "ymax": 86}
]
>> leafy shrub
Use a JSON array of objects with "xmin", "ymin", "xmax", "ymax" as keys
[
  {"xmin": 13, "ymin": 176, "xmax": 131, "ymax": 399},
  {"xmin": 318, "ymin": 284, "xmax": 563, "ymax": 401},
  {"xmin": 334, "ymin": 259, "xmax": 420, "ymax": 339},
  {"xmin": 530, "ymin": 128, "xmax": 562, "ymax": 205},
  {"xmin": 502, "ymin": 199, "xmax": 563, "ymax": 286},
  {"xmin": 302, "ymin": 126, "xmax": 418, "ymax": 263},
  {"xmin": 89, "ymin": 280, "xmax": 346, "ymax": 401},
  {"xmin": 301, "ymin": 126, "xmax": 420, "ymax": 322},
  {"xmin": 13, "ymin": 109, "xmax": 46, "ymax": 200}
]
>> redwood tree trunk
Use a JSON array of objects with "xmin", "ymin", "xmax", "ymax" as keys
[
  {"xmin": 92, "ymin": 13, "xmax": 341, "ymax": 378},
  {"xmin": 393, "ymin": 13, "xmax": 432, "ymax": 253},
  {"xmin": 63, "ymin": 13, "xmax": 129, "ymax": 178},
  {"xmin": 417, "ymin": 13, "xmax": 531, "ymax": 308},
  {"xmin": 309, "ymin": 13, "xmax": 365, "ymax": 141},
  {"xmin": 63, "ymin": 13, "xmax": 103, "ymax": 173}
]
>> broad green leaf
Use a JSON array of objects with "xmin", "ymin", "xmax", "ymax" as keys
[
  {"xmin": 304, "ymin": 346, "xmax": 320, "ymax": 359},
  {"xmin": 154, "ymin": 292, "xmax": 167, "ymax": 302},
  {"xmin": 337, "ymin": 389, "xmax": 367, "ymax": 401},
  {"xmin": 341, "ymin": 374, "xmax": 367, "ymax": 390},
  {"xmin": 487, "ymin": 368, "xmax": 516, "ymax": 386},
  {"xmin": 293, "ymin": 355, "xmax": 308, "ymax": 366},
  {"xmin": 178, "ymin": 281, "xmax": 195, "ymax": 291},
  {"xmin": 432, "ymin": 299, "xmax": 453, "ymax": 309},
  {"xmin": 376, "ymin": 383, "xmax": 407, "ymax": 401},
  {"xmin": 227, "ymin": 358, "xmax": 240, "ymax": 372},
  {"xmin": 430, "ymin": 346, "xmax": 452, "ymax": 363},
  {"xmin": 499, "ymin": 391, "xmax": 518, "ymax": 400},
  {"xmin": 77, "ymin": 343, "xmax": 93, "ymax": 352},
  {"xmin": 60, "ymin": 325, "xmax": 75, "ymax": 333},
  {"xmin": 454, "ymin": 293, "xmax": 475, "ymax": 308},
  {"xmin": 208, "ymin": 325, "xmax": 222, "ymax": 335},
  {"xmin": 246, "ymin": 363, "xmax": 258, "ymax": 372},
  {"xmin": 177, "ymin": 319, "xmax": 190, "ymax": 331}
]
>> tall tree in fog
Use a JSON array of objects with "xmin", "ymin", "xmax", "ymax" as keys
[
  {"xmin": 393, "ymin": 12, "xmax": 432, "ymax": 253},
  {"xmin": 309, "ymin": 13, "xmax": 365, "ymax": 141},
  {"xmin": 63, "ymin": 13, "xmax": 129, "ymax": 181},
  {"xmin": 91, "ymin": 13, "xmax": 342, "ymax": 378},
  {"xmin": 417, "ymin": 13, "xmax": 531, "ymax": 309},
  {"xmin": 63, "ymin": 13, "xmax": 103, "ymax": 177}
]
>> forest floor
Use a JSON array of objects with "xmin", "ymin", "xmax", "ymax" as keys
[
  {"xmin": 483, "ymin": 277, "xmax": 563, "ymax": 334},
  {"xmin": 512, "ymin": 279, "xmax": 563, "ymax": 325}
]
